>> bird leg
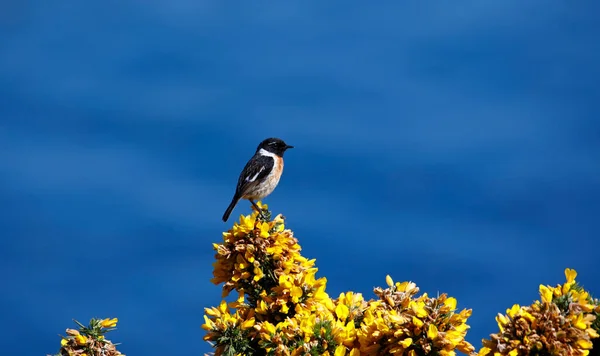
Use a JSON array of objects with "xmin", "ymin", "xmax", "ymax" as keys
[{"xmin": 250, "ymin": 200, "xmax": 268, "ymax": 220}]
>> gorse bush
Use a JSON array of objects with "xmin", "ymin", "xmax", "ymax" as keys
[
  {"xmin": 49, "ymin": 204, "xmax": 599, "ymax": 355},
  {"xmin": 480, "ymin": 268, "xmax": 599, "ymax": 356},
  {"xmin": 202, "ymin": 204, "xmax": 599, "ymax": 356},
  {"xmin": 48, "ymin": 318, "xmax": 122, "ymax": 356},
  {"xmin": 203, "ymin": 202, "xmax": 474, "ymax": 356}
]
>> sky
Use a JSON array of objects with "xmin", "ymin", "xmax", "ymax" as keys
[{"xmin": 1, "ymin": 1, "xmax": 599, "ymax": 355}]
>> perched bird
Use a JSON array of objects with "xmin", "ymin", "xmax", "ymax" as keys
[{"xmin": 222, "ymin": 137, "xmax": 294, "ymax": 222}]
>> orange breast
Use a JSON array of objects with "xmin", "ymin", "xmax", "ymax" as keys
[{"xmin": 243, "ymin": 156, "xmax": 284, "ymax": 200}]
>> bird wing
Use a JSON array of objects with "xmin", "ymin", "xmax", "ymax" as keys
[{"xmin": 236, "ymin": 154, "xmax": 274, "ymax": 194}]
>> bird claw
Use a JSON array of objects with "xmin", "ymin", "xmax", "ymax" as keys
[
  {"xmin": 258, "ymin": 211, "xmax": 268, "ymax": 221},
  {"xmin": 250, "ymin": 200, "xmax": 270, "ymax": 221}
]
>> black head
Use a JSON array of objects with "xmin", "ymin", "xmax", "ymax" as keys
[{"xmin": 257, "ymin": 137, "xmax": 294, "ymax": 156}]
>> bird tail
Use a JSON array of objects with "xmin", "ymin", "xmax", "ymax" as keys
[{"xmin": 222, "ymin": 196, "xmax": 239, "ymax": 222}]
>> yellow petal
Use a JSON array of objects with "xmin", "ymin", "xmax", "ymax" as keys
[
  {"xmin": 573, "ymin": 313, "xmax": 587, "ymax": 329},
  {"xmin": 577, "ymin": 339, "xmax": 593, "ymax": 349},
  {"xmin": 477, "ymin": 347, "xmax": 491, "ymax": 356},
  {"xmin": 241, "ymin": 318, "xmax": 255, "ymax": 329},
  {"xmin": 411, "ymin": 301, "xmax": 428, "ymax": 318},
  {"xmin": 496, "ymin": 313, "xmax": 508, "ymax": 325},
  {"xmin": 219, "ymin": 300, "xmax": 228, "ymax": 314},
  {"xmin": 263, "ymin": 321, "xmax": 276, "ymax": 334},
  {"xmin": 334, "ymin": 346, "xmax": 346, "ymax": 356},
  {"xmin": 100, "ymin": 317, "xmax": 118, "ymax": 328},
  {"xmin": 75, "ymin": 334, "xmax": 87, "ymax": 345},
  {"xmin": 539, "ymin": 285, "xmax": 553, "ymax": 303},
  {"xmin": 259, "ymin": 222, "xmax": 270, "ymax": 238},
  {"xmin": 202, "ymin": 315, "xmax": 216, "ymax": 330},
  {"xmin": 565, "ymin": 268, "xmax": 577, "ymax": 283},
  {"xmin": 400, "ymin": 338, "xmax": 412, "ymax": 348},
  {"xmin": 457, "ymin": 340, "xmax": 475, "ymax": 354},
  {"xmin": 253, "ymin": 266, "xmax": 264, "ymax": 281},
  {"xmin": 427, "ymin": 324, "xmax": 438, "ymax": 340},
  {"xmin": 439, "ymin": 351, "xmax": 455, "ymax": 356},
  {"xmin": 335, "ymin": 303, "xmax": 350, "ymax": 321},
  {"xmin": 290, "ymin": 286, "xmax": 303, "ymax": 302},
  {"xmin": 445, "ymin": 297, "xmax": 457, "ymax": 311},
  {"xmin": 507, "ymin": 304, "xmax": 520, "ymax": 318},
  {"xmin": 205, "ymin": 307, "xmax": 219, "ymax": 317},
  {"xmin": 386, "ymin": 275, "xmax": 394, "ymax": 288}
]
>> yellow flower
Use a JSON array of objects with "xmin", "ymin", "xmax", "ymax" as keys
[
  {"xmin": 241, "ymin": 318, "xmax": 255, "ymax": 330},
  {"xmin": 565, "ymin": 268, "xmax": 577, "ymax": 283},
  {"xmin": 445, "ymin": 330, "xmax": 464, "ymax": 346},
  {"xmin": 385, "ymin": 275, "xmax": 394, "ymax": 288},
  {"xmin": 335, "ymin": 303, "xmax": 349, "ymax": 321},
  {"xmin": 101, "ymin": 317, "xmax": 118, "ymax": 328},
  {"xmin": 577, "ymin": 339, "xmax": 593, "ymax": 349},
  {"xmin": 444, "ymin": 297, "xmax": 457, "ymax": 311},
  {"xmin": 506, "ymin": 304, "xmax": 521, "ymax": 318},
  {"xmin": 334, "ymin": 345, "xmax": 346, "ymax": 356},
  {"xmin": 439, "ymin": 351, "xmax": 455, "ymax": 356},
  {"xmin": 201, "ymin": 315, "xmax": 216, "ymax": 330},
  {"xmin": 253, "ymin": 266, "xmax": 264, "ymax": 282},
  {"xmin": 240, "ymin": 214, "xmax": 255, "ymax": 229},
  {"xmin": 495, "ymin": 313, "xmax": 508, "ymax": 332},
  {"xmin": 410, "ymin": 300, "xmax": 428, "ymax": 318},
  {"xmin": 258, "ymin": 222, "xmax": 270, "ymax": 238},
  {"xmin": 401, "ymin": 337, "xmax": 412, "ymax": 348},
  {"xmin": 457, "ymin": 340, "xmax": 475, "ymax": 354},
  {"xmin": 255, "ymin": 201, "xmax": 268, "ymax": 211},
  {"xmin": 427, "ymin": 324, "xmax": 438, "ymax": 340},
  {"xmin": 572, "ymin": 313, "xmax": 588, "ymax": 329},
  {"xmin": 256, "ymin": 300, "xmax": 268, "ymax": 314},
  {"xmin": 396, "ymin": 281, "xmax": 417, "ymax": 293},
  {"xmin": 290, "ymin": 286, "xmax": 303, "ymax": 303},
  {"xmin": 218, "ymin": 300, "xmax": 228, "ymax": 314},
  {"xmin": 478, "ymin": 346, "xmax": 491, "ymax": 355},
  {"xmin": 412, "ymin": 316, "xmax": 424, "ymax": 328},
  {"xmin": 539, "ymin": 284, "xmax": 553, "ymax": 303},
  {"xmin": 75, "ymin": 334, "xmax": 87, "ymax": 345}
]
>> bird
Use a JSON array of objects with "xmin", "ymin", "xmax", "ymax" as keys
[{"xmin": 222, "ymin": 137, "xmax": 294, "ymax": 222}]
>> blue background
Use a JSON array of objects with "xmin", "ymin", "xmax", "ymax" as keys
[{"xmin": 1, "ymin": 1, "xmax": 599, "ymax": 355}]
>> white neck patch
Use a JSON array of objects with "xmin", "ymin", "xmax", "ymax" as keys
[{"xmin": 259, "ymin": 148, "xmax": 277, "ymax": 158}]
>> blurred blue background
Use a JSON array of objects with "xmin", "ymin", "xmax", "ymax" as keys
[{"xmin": 1, "ymin": 1, "xmax": 599, "ymax": 355}]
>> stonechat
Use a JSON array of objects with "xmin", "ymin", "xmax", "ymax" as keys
[{"xmin": 222, "ymin": 137, "xmax": 293, "ymax": 222}]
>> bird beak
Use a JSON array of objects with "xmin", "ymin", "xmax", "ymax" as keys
[{"xmin": 286, "ymin": 145, "xmax": 294, "ymax": 149}]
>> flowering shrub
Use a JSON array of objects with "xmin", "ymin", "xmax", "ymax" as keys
[
  {"xmin": 49, "ymin": 204, "xmax": 599, "ymax": 356},
  {"xmin": 203, "ymin": 203, "xmax": 475, "ymax": 355},
  {"xmin": 479, "ymin": 269, "xmax": 600, "ymax": 356},
  {"xmin": 48, "ymin": 318, "xmax": 123, "ymax": 356}
]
